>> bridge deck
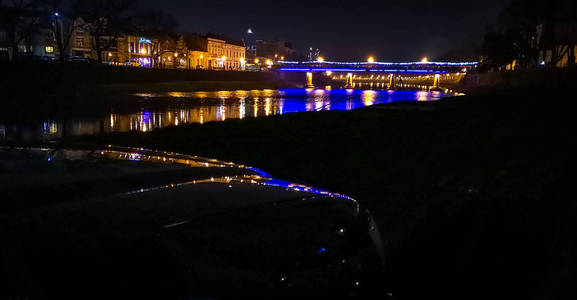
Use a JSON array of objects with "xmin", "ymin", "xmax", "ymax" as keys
[{"xmin": 277, "ymin": 61, "xmax": 477, "ymax": 74}]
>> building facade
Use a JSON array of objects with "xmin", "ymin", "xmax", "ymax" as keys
[
  {"xmin": 256, "ymin": 40, "xmax": 294, "ymax": 61},
  {"xmin": 206, "ymin": 33, "xmax": 245, "ymax": 70},
  {"xmin": 1, "ymin": 15, "xmax": 247, "ymax": 71},
  {"xmin": 537, "ymin": 22, "xmax": 577, "ymax": 67}
]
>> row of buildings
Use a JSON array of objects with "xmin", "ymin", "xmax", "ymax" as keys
[
  {"xmin": 99, "ymin": 33, "xmax": 248, "ymax": 70},
  {"xmin": 1, "ymin": 19, "xmax": 302, "ymax": 71},
  {"xmin": 0, "ymin": 19, "xmax": 248, "ymax": 71}
]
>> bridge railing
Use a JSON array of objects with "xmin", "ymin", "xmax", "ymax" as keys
[{"xmin": 276, "ymin": 61, "xmax": 478, "ymax": 73}]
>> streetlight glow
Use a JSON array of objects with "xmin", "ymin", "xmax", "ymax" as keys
[
  {"xmin": 254, "ymin": 58, "xmax": 259, "ymax": 64},
  {"xmin": 421, "ymin": 57, "xmax": 428, "ymax": 63},
  {"xmin": 368, "ymin": 56, "xmax": 375, "ymax": 63},
  {"xmin": 317, "ymin": 56, "xmax": 325, "ymax": 62}
]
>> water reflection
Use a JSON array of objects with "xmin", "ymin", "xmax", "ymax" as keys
[{"xmin": 0, "ymin": 89, "xmax": 453, "ymax": 142}]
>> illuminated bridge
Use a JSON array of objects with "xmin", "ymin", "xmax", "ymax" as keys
[{"xmin": 276, "ymin": 60, "xmax": 479, "ymax": 90}]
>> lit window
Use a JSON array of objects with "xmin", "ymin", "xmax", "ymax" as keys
[
  {"xmin": 76, "ymin": 37, "xmax": 84, "ymax": 47},
  {"xmin": 45, "ymin": 46, "xmax": 54, "ymax": 53}
]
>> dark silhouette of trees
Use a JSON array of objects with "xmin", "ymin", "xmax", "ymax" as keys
[
  {"xmin": 41, "ymin": 0, "xmax": 82, "ymax": 62},
  {"xmin": 1, "ymin": 0, "xmax": 187, "ymax": 64},
  {"xmin": 132, "ymin": 10, "xmax": 179, "ymax": 68},
  {"xmin": 481, "ymin": 0, "xmax": 577, "ymax": 69},
  {"xmin": 77, "ymin": 0, "xmax": 136, "ymax": 63},
  {"xmin": 0, "ymin": 0, "xmax": 45, "ymax": 60}
]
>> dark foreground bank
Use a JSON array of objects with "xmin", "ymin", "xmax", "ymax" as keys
[
  {"xmin": 0, "ymin": 61, "xmax": 290, "ymax": 99},
  {"xmin": 62, "ymin": 89, "xmax": 575, "ymax": 299}
]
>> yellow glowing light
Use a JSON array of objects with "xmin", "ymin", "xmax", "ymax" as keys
[
  {"xmin": 367, "ymin": 56, "xmax": 375, "ymax": 63},
  {"xmin": 108, "ymin": 52, "xmax": 112, "ymax": 57},
  {"xmin": 317, "ymin": 56, "xmax": 325, "ymax": 62},
  {"xmin": 174, "ymin": 52, "xmax": 178, "ymax": 57},
  {"xmin": 140, "ymin": 48, "xmax": 147, "ymax": 55},
  {"xmin": 200, "ymin": 54, "xmax": 204, "ymax": 59},
  {"xmin": 266, "ymin": 59, "xmax": 272, "ymax": 66},
  {"xmin": 280, "ymin": 56, "xmax": 285, "ymax": 60},
  {"xmin": 254, "ymin": 58, "xmax": 259, "ymax": 64},
  {"xmin": 326, "ymin": 71, "xmax": 332, "ymax": 76},
  {"xmin": 222, "ymin": 56, "xmax": 227, "ymax": 61},
  {"xmin": 421, "ymin": 57, "xmax": 428, "ymax": 63}
]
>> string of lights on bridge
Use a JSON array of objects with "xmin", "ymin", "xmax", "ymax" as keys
[
  {"xmin": 279, "ymin": 61, "xmax": 478, "ymax": 67},
  {"xmin": 277, "ymin": 56, "xmax": 478, "ymax": 74}
]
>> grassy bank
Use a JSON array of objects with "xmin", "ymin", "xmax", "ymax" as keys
[
  {"xmin": 0, "ymin": 61, "xmax": 288, "ymax": 99},
  {"xmin": 64, "ymin": 89, "xmax": 575, "ymax": 299}
]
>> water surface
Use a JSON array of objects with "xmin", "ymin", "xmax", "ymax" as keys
[{"xmin": 0, "ymin": 89, "xmax": 451, "ymax": 142}]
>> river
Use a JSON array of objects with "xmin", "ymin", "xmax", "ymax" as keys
[{"xmin": 0, "ymin": 88, "xmax": 454, "ymax": 142}]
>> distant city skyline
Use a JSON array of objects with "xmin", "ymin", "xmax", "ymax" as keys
[{"xmin": 139, "ymin": 0, "xmax": 509, "ymax": 61}]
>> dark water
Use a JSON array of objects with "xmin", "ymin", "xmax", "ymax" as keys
[{"xmin": 0, "ymin": 89, "xmax": 454, "ymax": 142}]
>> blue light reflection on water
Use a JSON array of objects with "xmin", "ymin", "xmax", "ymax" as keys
[
  {"xmin": 276, "ymin": 89, "xmax": 444, "ymax": 114},
  {"xmin": 0, "ymin": 89, "xmax": 450, "ymax": 141}
]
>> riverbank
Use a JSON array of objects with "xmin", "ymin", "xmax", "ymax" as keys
[
  {"xmin": 61, "ymin": 88, "xmax": 575, "ymax": 299},
  {"xmin": 0, "ymin": 61, "xmax": 291, "ymax": 99}
]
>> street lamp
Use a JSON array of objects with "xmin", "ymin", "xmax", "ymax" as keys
[
  {"xmin": 421, "ymin": 57, "xmax": 428, "ymax": 63},
  {"xmin": 367, "ymin": 56, "xmax": 375, "ymax": 63},
  {"xmin": 254, "ymin": 58, "xmax": 259, "ymax": 64},
  {"xmin": 317, "ymin": 56, "xmax": 325, "ymax": 62}
]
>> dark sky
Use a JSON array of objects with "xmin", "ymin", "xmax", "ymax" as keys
[{"xmin": 139, "ymin": 0, "xmax": 508, "ymax": 61}]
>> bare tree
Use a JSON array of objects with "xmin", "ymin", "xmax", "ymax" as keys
[
  {"xmin": 78, "ymin": 0, "xmax": 136, "ymax": 63},
  {"xmin": 0, "ymin": 0, "xmax": 45, "ymax": 60},
  {"xmin": 133, "ymin": 10, "xmax": 179, "ymax": 68},
  {"xmin": 40, "ymin": 0, "xmax": 82, "ymax": 62}
]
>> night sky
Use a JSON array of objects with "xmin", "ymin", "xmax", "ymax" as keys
[{"xmin": 139, "ymin": 0, "xmax": 509, "ymax": 61}]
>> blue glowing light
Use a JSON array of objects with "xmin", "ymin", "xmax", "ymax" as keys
[
  {"xmin": 280, "ymin": 68, "xmax": 365, "ymax": 72},
  {"xmin": 318, "ymin": 248, "xmax": 327, "ymax": 254},
  {"xmin": 279, "ymin": 60, "xmax": 478, "ymax": 66},
  {"xmin": 54, "ymin": 12, "xmax": 60, "ymax": 17},
  {"xmin": 281, "ymin": 68, "xmax": 446, "ymax": 74}
]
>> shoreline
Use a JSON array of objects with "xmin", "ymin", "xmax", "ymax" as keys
[{"xmin": 3, "ymin": 86, "xmax": 575, "ymax": 298}]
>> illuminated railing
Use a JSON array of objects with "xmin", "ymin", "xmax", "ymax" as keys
[
  {"xmin": 279, "ymin": 60, "xmax": 478, "ymax": 67},
  {"xmin": 277, "ymin": 60, "xmax": 477, "ymax": 73}
]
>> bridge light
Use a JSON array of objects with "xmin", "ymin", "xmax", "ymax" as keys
[
  {"xmin": 367, "ymin": 56, "xmax": 375, "ymax": 63},
  {"xmin": 421, "ymin": 57, "xmax": 428, "ymax": 63},
  {"xmin": 326, "ymin": 71, "xmax": 332, "ymax": 76},
  {"xmin": 317, "ymin": 56, "xmax": 325, "ymax": 62}
]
